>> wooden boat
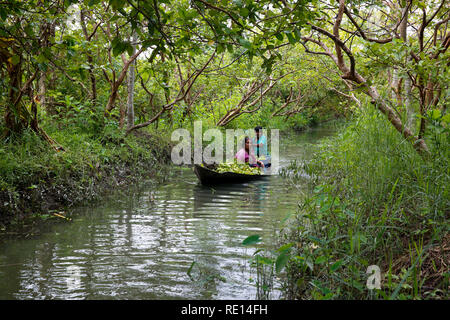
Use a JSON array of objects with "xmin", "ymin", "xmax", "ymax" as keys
[{"xmin": 194, "ymin": 164, "xmax": 271, "ymax": 185}]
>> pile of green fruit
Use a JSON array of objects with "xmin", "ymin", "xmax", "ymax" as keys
[{"xmin": 214, "ymin": 161, "xmax": 261, "ymax": 175}]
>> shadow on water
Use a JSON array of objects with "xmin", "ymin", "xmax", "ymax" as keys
[{"xmin": 0, "ymin": 124, "xmax": 338, "ymax": 300}]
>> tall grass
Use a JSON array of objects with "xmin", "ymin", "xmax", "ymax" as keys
[{"xmin": 275, "ymin": 106, "xmax": 449, "ymax": 299}]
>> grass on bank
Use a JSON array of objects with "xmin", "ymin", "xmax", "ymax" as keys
[
  {"xmin": 256, "ymin": 106, "xmax": 449, "ymax": 300},
  {"xmin": 0, "ymin": 113, "xmax": 173, "ymax": 230}
]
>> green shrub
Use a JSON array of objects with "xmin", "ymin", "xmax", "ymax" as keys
[{"xmin": 275, "ymin": 106, "xmax": 449, "ymax": 299}]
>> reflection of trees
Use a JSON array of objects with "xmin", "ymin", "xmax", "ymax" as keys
[
  {"xmin": 0, "ymin": 169, "xmax": 282, "ymax": 299},
  {"xmin": 6, "ymin": 240, "xmax": 56, "ymax": 299},
  {"xmin": 192, "ymin": 180, "xmax": 269, "ymax": 216},
  {"xmin": 156, "ymin": 174, "xmax": 223, "ymax": 298},
  {"xmin": 190, "ymin": 179, "xmax": 274, "ymax": 298}
]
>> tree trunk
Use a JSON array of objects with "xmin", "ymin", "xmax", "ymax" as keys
[
  {"xmin": 391, "ymin": 3, "xmax": 407, "ymax": 106},
  {"xmin": 80, "ymin": 9, "xmax": 97, "ymax": 105},
  {"xmin": 405, "ymin": 74, "xmax": 413, "ymax": 129},
  {"xmin": 37, "ymin": 19, "xmax": 58, "ymax": 115},
  {"xmin": 4, "ymin": 57, "xmax": 25, "ymax": 134},
  {"xmin": 126, "ymin": 32, "xmax": 137, "ymax": 131},
  {"xmin": 38, "ymin": 71, "xmax": 46, "ymax": 109},
  {"xmin": 365, "ymin": 83, "xmax": 428, "ymax": 155},
  {"xmin": 400, "ymin": 4, "xmax": 414, "ymax": 130},
  {"xmin": 104, "ymin": 47, "xmax": 144, "ymax": 117}
]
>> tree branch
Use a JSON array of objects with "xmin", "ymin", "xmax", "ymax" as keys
[{"xmin": 126, "ymin": 50, "xmax": 216, "ymax": 133}]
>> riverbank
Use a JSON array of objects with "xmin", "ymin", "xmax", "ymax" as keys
[
  {"xmin": 0, "ymin": 124, "xmax": 173, "ymax": 236},
  {"xmin": 276, "ymin": 107, "xmax": 449, "ymax": 299}
]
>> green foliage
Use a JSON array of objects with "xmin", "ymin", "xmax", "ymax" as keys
[
  {"xmin": 242, "ymin": 234, "xmax": 262, "ymax": 246},
  {"xmin": 0, "ymin": 0, "xmax": 345, "ymax": 142},
  {"xmin": 213, "ymin": 161, "xmax": 262, "ymax": 175},
  {"xmin": 0, "ymin": 120, "xmax": 171, "ymax": 230},
  {"xmin": 275, "ymin": 105, "xmax": 449, "ymax": 299}
]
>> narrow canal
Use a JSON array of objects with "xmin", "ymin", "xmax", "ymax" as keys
[{"xmin": 0, "ymin": 125, "xmax": 336, "ymax": 299}]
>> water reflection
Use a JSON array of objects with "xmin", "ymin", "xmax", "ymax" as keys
[{"xmin": 192, "ymin": 179, "xmax": 270, "ymax": 218}]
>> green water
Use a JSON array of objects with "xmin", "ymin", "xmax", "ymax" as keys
[{"xmin": 0, "ymin": 125, "xmax": 336, "ymax": 299}]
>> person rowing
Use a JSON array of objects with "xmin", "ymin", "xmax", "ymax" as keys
[{"xmin": 235, "ymin": 136, "xmax": 264, "ymax": 168}]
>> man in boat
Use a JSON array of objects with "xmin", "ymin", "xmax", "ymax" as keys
[
  {"xmin": 252, "ymin": 126, "xmax": 271, "ymax": 167},
  {"xmin": 235, "ymin": 136, "xmax": 264, "ymax": 168}
]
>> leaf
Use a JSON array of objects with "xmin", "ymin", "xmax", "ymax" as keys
[
  {"xmin": 293, "ymin": 28, "xmax": 302, "ymax": 41},
  {"xmin": 277, "ymin": 242, "xmax": 294, "ymax": 253},
  {"xmin": 441, "ymin": 113, "xmax": 450, "ymax": 124},
  {"xmin": 88, "ymin": 0, "xmax": 101, "ymax": 6},
  {"xmin": 352, "ymin": 280, "xmax": 365, "ymax": 292},
  {"xmin": 112, "ymin": 44, "xmax": 123, "ymax": 57},
  {"xmin": 36, "ymin": 53, "xmax": 47, "ymax": 63},
  {"xmin": 109, "ymin": 0, "xmax": 125, "ymax": 10},
  {"xmin": 417, "ymin": 1, "xmax": 426, "ymax": 9},
  {"xmin": 239, "ymin": 7, "xmax": 249, "ymax": 17},
  {"xmin": 306, "ymin": 259, "xmax": 314, "ymax": 271},
  {"xmin": 217, "ymin": 43, "xmax": 225, "ymax": 54},
  {"xmin": 64, "ymin": 0, "xmax": 79, "ymax": 7},
  {"xmin": 286, "ymin": 32, "xmax": 296, "ymax": 44},
  {"xmin": 10, "ymin": 55, "xmax": 20, "ymax": 65},
  {"xmin": 428, "ymin": 109, "xmax": 441, "ymax": 120},
  {"xmin": 275, "ymin": 33, "xmax": 284, "ymax": 41},
  {"xmin": 111, "ymin": 36, "xmax": 120, "ymax": 48},
  {"xmin": 125, "ymin": 42, "xmax": 134, "ymax": 56},
  {"xmin": 187, "ymin": 261, "xmax": 196, "ymax": 280},
  {"xmin": 307, "ymin": 235, "xmax": 325, "ymax": 245},
  {"xmin": 242, "ymin": 234, "xmax": 261, "ymax": 246},
  {"xmin": 0, "ymin": 7, "xmax": 7, "ymax": 21},
  {"xmin": 111, "ymin": 38, "xmax": 131, "ymax": 57},
  {"xmin": 315, "ymin": 255, "xmax": 327, "ymax": 264},
  {"xmin": 255, "ymin": 255, "xmax": 273, "ymax": 265},
  {"xmin": 239, "ymin": 37, "xmax": 252, "ymax": 50},
  {"xmin": 275, "ymin": 251, "xmax": 290, "ymax": 273},
  {"xmin": 330, "ymin": 260, "xmax": 343, "ymax": 272}
]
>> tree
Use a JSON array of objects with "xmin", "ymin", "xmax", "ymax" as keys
[
  {"xmin": 79, "ymin": 7, "xmax": 101, "ymax": 105},
  {"xmin": 2, "ymin": 0, "xmax": 446, "ymax": 159},
  {"xmin": 297, "ymin": 0, "xmax": 448, "ymax": 155},
  {"xmin": 0, "ymin": 0, "xmax": 64, "ymax": 149},
  {"xmin": 181, "ymin": 0, "xmax": 447, "ymax": 155},
  {"xmin": 216, "ymin": 68, "xmax": 297, "ymax": 126}
]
